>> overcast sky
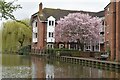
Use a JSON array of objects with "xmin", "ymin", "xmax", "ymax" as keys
[
  {"xmin": 2, "ymin": 0, "xmax": 110, "ymax": 20},
  {"xmin": 4, "ymin": 0, "xmax": 110, "ymax": 20}
]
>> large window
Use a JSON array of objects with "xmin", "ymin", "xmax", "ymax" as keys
[
  {"xmin": 49, "ymin": 20, "xmax": 54, "ymax": 26},
  {"xmin": 51, "ymin": 33, "xmax": 53, "ymax": 37},
  {"xmin": 52, "ymin": 21, "xmax": 54, "ymax": 26},
  {"xmin": 49, "ymin": 32, "xmax": 54, "ymax": 37},
  {"xmin": 49, "ymin": 21, "xmax": 51, "ymax": 26},
  {"xmin": 49, "ymin": 32, "xmax": 51, "ymax": 37}
]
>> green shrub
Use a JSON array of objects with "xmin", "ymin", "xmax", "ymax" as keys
[
  {"xmin": 45, "ymin": 48, "xmax": 80, "ymax": 57},
  {"xmin": 18, "ymin": 45, "xmax": 31, "ymax": 55}
]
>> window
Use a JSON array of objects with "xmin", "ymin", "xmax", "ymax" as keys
[
  {"xmin": 51, "ymin": 33, "xmax": 53, "ymax": 37},
  {"xmin": 47, "ymin": 44, "xmax": 53, "ymax": 48},
  {"xmin": 35, "ymin": 33, "xmax": 37, "ymax": 38},
  {"xmin": 50, "ymin": 45, "xmax": 53, "ymax": 48},
  {"xmin": 96, "ymin": 45, "xmax": 99, "ymax": 50},
  {"xmin": 49, "ymin": 21, "xmax": 51, "ymax": 26},
  {"xmin": 47, "ymin": 45, "xmax": 50, "ymax": 48},
  {"xmin": 102, "ymin": 20, "xmax": 104, "ymax": 25},
  {"xmin": 35, "ymin": 22, "xmax": 37, "ymax": 27},
  {"xmin": 59, "ymin": 44, "xmax": 64, "ymax": 49},
  {"xmin": 48, "ymin": 32, "xmax": 54, "ymax": 37},
  {"xmin": 49, "ymin": 20, "xmax": 54, "ymax": 26},
  {"xmin": 52, "ymin": 21, "xmax": 54, "ymax": 26},
  {"xmin": 49, "ymin": 32, "xmax": 51, "ymax": 37},
  {"xmin": 86, "ymin": 45, "xmax": 90, "ymax": 49}
]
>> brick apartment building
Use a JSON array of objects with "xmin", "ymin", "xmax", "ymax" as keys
[
  {"xmin": 104, "ymin": 1, "xmax": 120, "ymax": 61},
  {"xmin": 31, "ymin": 3, "xmax": 104, "ymax": 52}
]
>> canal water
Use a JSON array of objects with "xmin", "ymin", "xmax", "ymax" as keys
[{"xmin": 2, "ymin": 54, "xmax": 120, "ymax": 78}]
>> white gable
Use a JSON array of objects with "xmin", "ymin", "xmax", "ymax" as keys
[
  {"xmin": 47, "ymin": 16, "xmax": 55, "ymax": 43},
  {"xmin": 47, "ymin": 16, "xmax": 55, "ymax": 21}
]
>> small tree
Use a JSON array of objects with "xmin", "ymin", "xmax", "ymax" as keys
[
  {"xmin": 0, "ymin": 0, "xmax": 21, "ymax": 19},
  {"xmin": 55, "ymin": 13, "xmax": 102, "ymax": 50},
  {"xmin": 0, "ymin": 0, "xmax": 29, "ymax": 27}
]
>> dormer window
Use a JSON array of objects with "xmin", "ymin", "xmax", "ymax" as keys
[
  {"xmin": 52, "ymin": 21, "xmax": 54, "ymax": 26},
  {"xmin": 49, "ymin": 20, "xmax": 54, "ymax": 26},
  {"xmin": 49, "ymin": 21, "xmax": 51, "ymax": 26}
]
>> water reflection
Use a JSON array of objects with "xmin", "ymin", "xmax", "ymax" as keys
[
  {"xmin": 2, "ymin": 54, "xmax": 32, "ymax": 78},
  {"xmin": 31, "ymin": 56, "xmax": 120, "ymax": 78},
  {"xmin": 2, "ymin": 54, "xmax": 120, "ymax": 78},
  {"xmin": 31, "ymin": 56, "xmax": 46, "ymax": 78}
]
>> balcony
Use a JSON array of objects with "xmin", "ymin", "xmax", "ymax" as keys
[{"xmin": 33, "ymin": 27, "xmax": 38, "ymax": 33}]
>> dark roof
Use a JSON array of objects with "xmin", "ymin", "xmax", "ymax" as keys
[
  {"xmin": 94, "ymin": 10, "xmax": 105, "ymax": 17},
  {"xmin": 31, "ymin": 8, "xmax": 104, "ymax": 21}
]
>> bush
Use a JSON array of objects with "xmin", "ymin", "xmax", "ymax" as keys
[
  {"xmin": 45, "ymin": 48, "xmax": 80, "ymax": 57},
  {"xmin": 18, "ymin": 45, "xmax": 31, "ymax": 55}
]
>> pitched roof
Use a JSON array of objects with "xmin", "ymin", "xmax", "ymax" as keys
[{"xmin": 31, "ymin": 8, "xmax": 104, "ymax": 21}]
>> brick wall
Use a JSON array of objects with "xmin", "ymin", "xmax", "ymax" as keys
[
  {"xmin": 116, "ymin": 1, "xmax": 120, "ymax": 61},
  {"xmin": 105, "ymin": 1, "xmax": 120, "ymax": 61}
]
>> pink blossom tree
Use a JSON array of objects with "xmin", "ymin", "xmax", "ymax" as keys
[{"xmin": 55, "ymin": 13, "xmax": 102, "ymax": 50}]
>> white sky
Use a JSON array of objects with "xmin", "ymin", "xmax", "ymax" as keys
[{"xmin": 3, "ymin": 0, "xmax": 110, "ymax": 20}]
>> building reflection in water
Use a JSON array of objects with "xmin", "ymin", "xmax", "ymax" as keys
[
  {"xmin": 45, "ymin": 64, "xmax": 54, "ymax": 78},
  {"xmin": 31, "ymin": 56, "xmax": 46, "ymax": 78},
  {"xmin": 31, "ymin": 56, "xmax": 120, "ymax": 78}
]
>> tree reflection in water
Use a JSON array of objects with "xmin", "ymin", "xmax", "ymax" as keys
[
  {"xmin": 2, "ymin": 54, "xmax": 120, "ymax": 78},
  {"xmin": 31, "ymin": 56, "xmax": 120, "ymax": 78}
]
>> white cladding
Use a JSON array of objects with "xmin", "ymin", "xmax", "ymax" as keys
[
  {"xmin": 32, "ymin": 20, "xmax": 38, "ymax": 33},
  {"xmin": 47, "ymin": 16, "xmax": 55, "ymax": 42},
  {"xmin": 32, "ymin": 20, "xmax": 38, "ymax": 43},
  {"xmin": 32, "ymin": 38, "xmax": 37, "ymax": 43}
]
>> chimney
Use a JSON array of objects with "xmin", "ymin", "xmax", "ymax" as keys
[
  {"xmin": 110, "ymin": 0, "xmax": 116, "ymax": 2},
  {"xmin": 110, "ymin": 0, "xmax": 120, "ymax": 2},
  {"xmin": 39, "ymin": 2, "xmax": 43, "ymax": 15}
]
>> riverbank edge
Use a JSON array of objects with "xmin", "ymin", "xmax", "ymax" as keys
[{"xmin": 30, "ymin": 53, "xmax": 120, "ymax": 72}]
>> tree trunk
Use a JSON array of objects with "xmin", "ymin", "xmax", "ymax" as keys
[{"xmin": 18, "ymin": 34, "xmax": 25, "ymax": 47}]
